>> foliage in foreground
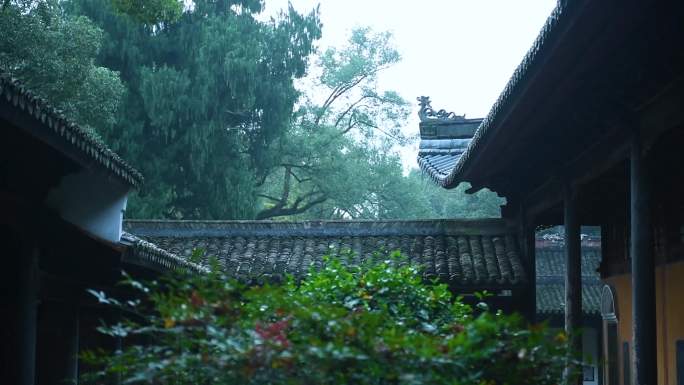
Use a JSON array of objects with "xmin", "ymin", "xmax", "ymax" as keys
[{"xmin": 82, "ymin": 252, "xmax": 573, "ymax": 385}]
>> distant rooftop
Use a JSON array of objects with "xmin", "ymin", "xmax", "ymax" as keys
[
  {"xmin": 536, "ymin": 237, "xmax": 602, "ymax": 316},
  {"xmin": 416, "ymin": 96, "xmax": 482, "ymax": 185},
  {"xmin": 125, "ymin": 219, "xmax": 528, "ymax": 290}
]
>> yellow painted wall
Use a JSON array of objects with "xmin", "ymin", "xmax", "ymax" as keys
[{"xmin": 604, "ymin": 260, "xmax": 684, "ymax": 385}]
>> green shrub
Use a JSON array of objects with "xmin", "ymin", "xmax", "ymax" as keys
[{"xmin": 82, "ymin": 251, "xmax": 573, "ymax": 385}]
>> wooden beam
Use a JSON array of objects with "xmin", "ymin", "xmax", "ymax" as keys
[
  {"xmin": 524, "ymin": 177, "xmax": 562, "ymax": 221},
  {"xmin": 630, "ymin": 130, "xmax": 657, "ymax": 385},
  {"xmin": 638, "ymin": 74, "xmax": 684, "ymax": 152},
  {"xmin": 564, "ymin": 182, "xmax": 582, "ymax": 385},
  {"xmin": 519, "ymin": 120, "xmax": 633, "ymax": 228}
]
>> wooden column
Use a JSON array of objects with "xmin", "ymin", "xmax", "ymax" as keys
[
  {"xmin": 564, "ymin": 182, "xmax": 582, "ymax": 385},
  {"xmin": 630, "ymin": 131, "xmax": 657, "ymax": 385},
  {"xmin": 520, "ymin": 202, "xmax": 537, "ymax": 324},
  {"xmin": 11, "ymin": 248, "xmax": 39, "ymax": 385},
  {"xmin": 37, "ymin": 301, "xmax": 79, "ymax": 385},
  {"xmin": 524, "ymin": 225, "xmax": 537, "ymax": 323}
]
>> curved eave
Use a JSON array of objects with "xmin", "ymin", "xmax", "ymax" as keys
[
  {"xmin": 121, "ymin": 232, "xmax": 208, "ymax": 274},
  {"xmin": 417, "ymin": 151, "xmax": 460, "ymax": 188},
  {"xmin": 0, "ymin": 74, "xmax": 144, "ymax": 188},
  {"xmin": 417, "ymin": 119, "xmax": 480, "ymax": 189},
  {"xmin": 434, "ymin": 4, "xmax": 568, "ymax": 189}
]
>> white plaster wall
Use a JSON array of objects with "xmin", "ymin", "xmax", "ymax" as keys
[{"xmin": 44, "ymin": 169, "xmax": 130, "ymax": 242}]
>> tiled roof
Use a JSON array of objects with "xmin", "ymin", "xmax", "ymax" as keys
[
  {"xmin": 124, "ymin": 219, "xmax": 528, "ymax": 289},
  {"xmin": 418, "ymin": 138, "xmax": 472, "ymax": 183},
  {"xmin": 536, "ymin": 241, "xmax": 602, "ymax": 315},
  {"xmin": 415, "ymin": 97, "xmax": 482, "ymax": 184},
  {"xmin": 417, "ymin": 4, "xmax": 566, "ymax": 188},
  {"xmin": 124, "ymin": 220, "xmax": 605, "ymax": 315},
  {"xmin": 0, "ymin": 73, "xmax": 143, "ymax": 187},
  {"xmin": 120, "ymin": 232, "xmax": 207, "ymax": 274}
]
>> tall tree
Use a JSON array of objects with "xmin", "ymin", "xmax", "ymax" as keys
[
  {"xmin": 3, "ymin": 1, "xmax": 503, "ymax": 221},
  {"xmin": 313, "ymin": 27, "xmax": 408, "ymax": 141},
  {"xmin": 255, "ymin": 28, "xmax": 411, "ymax": 220},
  {"xmin": 68, "ymin": 0, "xmax": 321, "ymax": 219},
  {"xmin": 254, "ymin": 27, "xmax": 504, "ymax": 220},
  {"xmin": 109, "ymin": 0, "xmax": 183, "ymax": 24}
]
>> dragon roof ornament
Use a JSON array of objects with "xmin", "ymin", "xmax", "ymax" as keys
[{"xmin": 417, "ymin": 96, "xmax": 466, "ymax": 122}]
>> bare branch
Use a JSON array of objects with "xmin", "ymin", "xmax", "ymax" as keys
[
  {"xmin": 314, "ymin": 72, "xmax": 372, "ymax": 127},
  {"xmin": 334, "ymin": 95, "xmax": 370, "ymax": 128},
  {"xmin": 280, "ymin": 163, "xmax": 315, "ymax": 170},
  {"xmin": 256, "ymin": 194, "xmax": 282, "ymax": 202},
  {"xmin": 255, "ymin": 191, "xmax": 328, "ymax": 220}
]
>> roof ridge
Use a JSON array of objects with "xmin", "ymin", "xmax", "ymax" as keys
[
  {"xmin": 124, "ymin": 228, "xmax": 528, "ymax": 288},
  {"xmin": 124, "ymin": 218, "xmax": 515, "ymax": 238},
  {"xmin": 124, "ymin": 218, "xmax": 507, "ymax": 225}
]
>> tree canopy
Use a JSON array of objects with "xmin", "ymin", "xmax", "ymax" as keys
[
  {"xmin": 67, "ymin": 0, "xmax": 322, "ymax": 219},
  {"xmin": 253, "ymin": 27, "xmax": 503, "ymax": 220},
  {"xmin": 0, "ymin": 0, "xmax": 125, "ymax": 136},
  {"xmin": 1, "ymin": 0, "xmax": 505, "ymax": 221}
]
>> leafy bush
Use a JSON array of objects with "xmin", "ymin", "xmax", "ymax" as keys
[{"xmin": 82, "ymin": 251, "xmax": 573, "ymax": 385}]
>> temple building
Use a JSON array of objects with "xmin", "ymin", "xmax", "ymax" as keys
[
  {"xmin": 416, "ymin": 1, "xmax": 684, "ymax": 385},
  {"xmin": 5, "ymin": 1, "xmax": 684, "ymax": 385},
  {"xmin": 0, "ymin": 74, "xmax": 201, "ymax": 385},
  {"xmin": 0, "ymin": 69, "xmax": 609, "ymax": 384}
]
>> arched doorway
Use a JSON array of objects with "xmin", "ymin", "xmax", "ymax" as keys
[{"xmin": 601, "ymin": 284, "xmax": 619, "ymax": 385}]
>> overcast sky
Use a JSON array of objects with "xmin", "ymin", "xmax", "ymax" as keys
[{"xmin": 263, "ymin": 0, "xmax": 557, "ymax": 168}]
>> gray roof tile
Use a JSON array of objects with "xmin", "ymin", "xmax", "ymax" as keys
[
  {"xmin": 124, "ymin": 220, "xmax": 604, "ymax": 316},
  {"xmin": 120, "ymin": 232, "xmax": 207, "ymax": 273},
  {"xmin": 415, "ymin": 98, "xmax": 482, "ymax": 182},
  {"xmin": 124, "ymin": 219, "xmax": 527, "ymax": 289},
  {"xmin": 536, "ymin": 241, "xmax": 602, "ymax": 315}
]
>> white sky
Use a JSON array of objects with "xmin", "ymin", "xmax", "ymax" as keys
[{"xmin": 264, "ymin": 0, "xmax": 557, "ymax": 169}]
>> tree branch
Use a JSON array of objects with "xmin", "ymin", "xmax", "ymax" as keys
[
  {"xmin": 256, "ymin": 194, "xmax": 282, "ymax": 202},
  {"xmin": 334, "ymin": 95, "xmax": 371, "ymax": 128},
  {"xmin": 314, "ymin": 72, "xmax": 371, "ymax": 127},
  {"xmin": 255, "ymin": 191, "xmax": 328, "ymax": 220}
]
